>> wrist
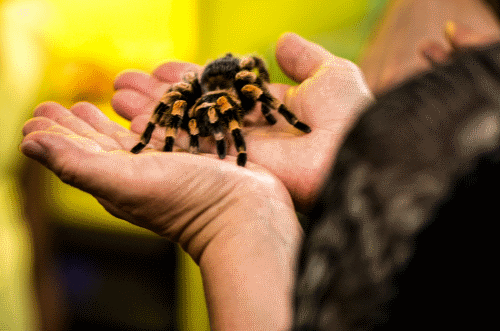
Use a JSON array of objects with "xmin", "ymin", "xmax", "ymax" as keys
[
  {"xmin": 174, "ymin": 168, "xmax": 299, "ymax": 264},
  {"xmin": 198, "ymin": 192, "xmax": 302, "ymax": 330}
]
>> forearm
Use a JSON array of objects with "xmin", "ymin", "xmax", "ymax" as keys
[{"xmin": 198, "ymin": 197, "xmax": 303, "ymax": 331}]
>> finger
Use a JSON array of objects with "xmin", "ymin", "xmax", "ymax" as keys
[
  {"xmin": 20, "ymin": 129, "xmax": 240, "ymax": 204},
  {"xmin": 20, "ymin": 130, "xmax": 128, "ymax": 201},
  {"xmin": 111, "ymin": 89, "xmax": 158, "ymax": 120},
  {"xmin": 70, "ymin": 102, "xmax": 139, "ymax": 150},
  {"xmin": 112, "ymin": 62, "xmax": 202, "ymax": 120},
  {"xmin": 151, "ymin": 61, "xmax": 203, "ymax": 83},
  {"xmin": 33, "ymin": 102, "xmax": 123, "ymax": 151},
  {"xmin": 34, "ymin": 102, "xmax": 96, "ymax": 134},
  {"xmin": 114, "ymin": 70, "xmax": 169, "ymax": 100},
  {"xmin": 445, "ymin": 21, "xmax": 500, "ymax": 49},
  {"xmin": 23, "ymin": 117, "xmax": 75, "ymax": 137},
  {"xmin": 129, "ymin": 115, "xmax": 218, "ymax": 154},
  {"xmin": 129, "ymin": 114, "xmax": 167, "ymax": 150},
  {"xmin": 275, "ymin": 32, "xmax": 338, "ymax": 83},
  {"xmin": 421, "ymin": 41, "xmax": 450, "ymax": 65}
]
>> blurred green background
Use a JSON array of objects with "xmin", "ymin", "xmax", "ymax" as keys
[{"xmin": 0, "ymin": 0, "xmax": 387, "ymax": 329}]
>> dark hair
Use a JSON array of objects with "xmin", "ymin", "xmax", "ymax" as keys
[{"xmin": 293, "ymin": 43, "xmax": 500, "ymax": 330}]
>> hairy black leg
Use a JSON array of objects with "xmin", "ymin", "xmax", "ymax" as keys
[
  {"xmin": 217, "ymin": 95, "xmax": 247, "ymax": 166},
  {"xmin": 188, "ymin": 119, "xmax": 200, "ymax": 154},
  {"xmin": 131, "ymin": 121, "xmax": 156, "ymax": 153},
  {"xmin": 276, "ymin": 104, "xmax": 311, "ymax": 133},
  {"xmin": 230, "ymin": 121, "xmax": 247, "ymax": 167},
  {"xmin": 130, "ymin": 94, "xmax": 173, "ymax": 153},
  {"xmin": 186, "ymin": 98, "xmax": 207, "ymax": 155},
  {"xmin": 131, "ymin": 72, "xmax": 203, "ymax": 154},
  {"xmin": 235, "ymin": 71, "xmax": 276, "ymax": 124},
  {"xmin": 207, "ymin": 106, "xmax": 227, "ymax": 159},
  {"xmin": 241, "ymin": 84, "xmax": 312, "ymax": 133},
  {"xmin": 234, "ymin": 70, "xmax": 259, "ymax": 112},
  {"xmin": 163, "ymin": 100, "xmax": 187, "ymax": 152}
]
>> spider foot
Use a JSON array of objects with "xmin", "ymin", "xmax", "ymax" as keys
[
  {"xmin": 163, "ymin": 137, "xmax": 174, "ymax": 152},
  {"xmin": 237, "ymin": 153, "xmax": 247, "ymax": 167},
  {"xmin": 131, "ymin": 142, "xmax": 146, "ymax": 154},
  {"xmin": 278, "ymin": 104, "xmax": 311, "ymax": 133},
  {"xmin": 216, "ymin": 139, "xmax": 227, "ymax": 159},
  {"xmin": 294, "ymin": 121, "xmax": 312, "ymax": 133},
  {"xmin": 261, "ymin": 104, "xmax": 277, "ymax": 125}
]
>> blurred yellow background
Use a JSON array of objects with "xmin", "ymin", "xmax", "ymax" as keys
[{"xmin": 0, "ymin": 0, "xmax": 386, "ymax": 329}]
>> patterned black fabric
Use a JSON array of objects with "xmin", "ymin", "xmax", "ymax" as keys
[
  {"xmin": 485, "ymin": 0, "xmax": 500, "ymax": 17},
  {"xmin": 293, "ymin": 43, "xmax": 500, "ymax": 330}
]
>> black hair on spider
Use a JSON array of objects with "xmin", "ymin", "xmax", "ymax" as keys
[{"xmin": 130, "ymin": 53, "xmax": 311, "ymax": 166}]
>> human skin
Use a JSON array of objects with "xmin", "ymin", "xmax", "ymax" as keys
[
  {"xmin": 20, "ymin": 26, "xmax": 498, "ymax": 329},
  {"xmin": 422, "ymin": 20, "xmax": 500, "ymax": 62},
  {"xmin": 20, "ymin": 33, "xmax": 373, "ymax": 330},
  {"xmin": 359, "ymin": 0, "xmax": 500, "ymax": 94},
  {"xmin": 112, "ymin": 33, "xmax": 374, "ymax": 213},
  {"xmin": 20, "ymin": 100, "xmax": 302, "ymax": 330}
]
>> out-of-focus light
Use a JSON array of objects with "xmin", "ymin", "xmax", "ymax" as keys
[{"xmin": 38, "ymin": 0, "xmax": 198, "ymax": 126}]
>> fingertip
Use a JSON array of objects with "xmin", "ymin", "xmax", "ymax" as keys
[
  {"xmin": 20, "ymin": 139, "xmax": 48, "ymax": 164},
  {"xmin": 275, "ymin": 32, "xmax": 335, "ymax": 82},
  {"xmin": 111, "ymin": 89, "xmax": 156, "ymax": 120},
  {"xmin": 275, "ymin": 32, "xmax": 307, "ymax": 82},
  {"xmin": 276, "ymin": 32, "xmax": 301, "ymax": 50},
  {"xmin": 70, "ymin": 101, "xmax": 98, "ymax": 113},
  {"xmin": 22, "ymin": 117, "xmax": 39, "ymax": 137},
  {"xmin": 33, "ymin": 101, "xmax": 66, "ymax": 117},
  {"xmin": 152, "ymin": 61, "xmax": 202, "ymax": 83},
  {"xmin": 22, "ymin": 117, "xmax": 52, "ymax": 137},
  {"xmin": 70, "ymin": 101, "xmax": 113, "ymax": 126},
  {"xmin": 113, "ymin": 69, "xmax": 149, "ymax": 91}
]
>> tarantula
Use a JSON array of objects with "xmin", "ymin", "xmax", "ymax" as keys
[{"xmin": 130, "ymin": 53, "xmax": 311, "ymax": 166}]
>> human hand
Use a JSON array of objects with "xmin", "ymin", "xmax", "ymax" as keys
[
  {"xmin": 359, "ymin": 0, "xmax": 500, "ymax": 94},
  {"xmin": 112, "ymin": 33, "xmax": 374, "ymax": 212},
  {"xmin": 20, "ymin": 101, "xmax": 302, "ymax": 330},
  {"xmin": 20, "ymin": 101, "xmax": 298, "ymax": 262},
  {"xmin": 422, "ymin": 21, "xmax": 500, "ymax": 63}
]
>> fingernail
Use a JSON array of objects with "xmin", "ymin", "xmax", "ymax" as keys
[
  {"xmin": 445, "ymin": 21, "xmax": 456, "ymax": 40},
  {"xmin": 20, "ymin": 140, "xmax": 48, "ymax": 163}
]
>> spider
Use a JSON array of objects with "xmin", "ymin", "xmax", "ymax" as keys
[{"xmin": 130, "ymin": 53, "xmax": 311, "ymax": 166}]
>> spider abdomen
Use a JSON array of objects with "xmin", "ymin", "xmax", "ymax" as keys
[{"xmin": 201, "ymin": 53, "xmax": 241, "ymax": 91}]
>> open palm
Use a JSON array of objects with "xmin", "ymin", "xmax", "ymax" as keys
[
  {"xmin": 20, "ymin": 101, "xmax": 296, "ymax": 262},
  {"xmin": 112, "ymin": 33, "xmax": 374, "ymax": 211}
]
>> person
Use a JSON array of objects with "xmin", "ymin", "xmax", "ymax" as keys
[
  {"xmin": 293, "ymin": 31, "xmax": 500, "ymax": 330},
  {"xmin": 21, "ymin": 22, "xmax": 500, "ymax": 331},
  {"xmin": 21, "ymin": 32, "xmax": 371, "ymax": 330},
  {"xmin": 359, "ymin": 0, "xmax": 500, "ymax": 94}
]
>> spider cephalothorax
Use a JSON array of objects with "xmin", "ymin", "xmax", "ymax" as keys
[{"xmin": 131, "ymin": 53, "xmax": 311, "ymax": 166}]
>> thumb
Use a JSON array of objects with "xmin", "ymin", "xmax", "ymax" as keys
[
  {"xmin": 275, "ymin": 32, "xmax": 337, "ymax": 83},
  {"xmin": 445, "ymin": 21, "xmax": 500, "ymax": 49}
]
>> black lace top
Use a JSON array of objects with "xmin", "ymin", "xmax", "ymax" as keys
[{"xmin": 293, "ymin": 42, "xmax": 500, "ymax": 330}]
